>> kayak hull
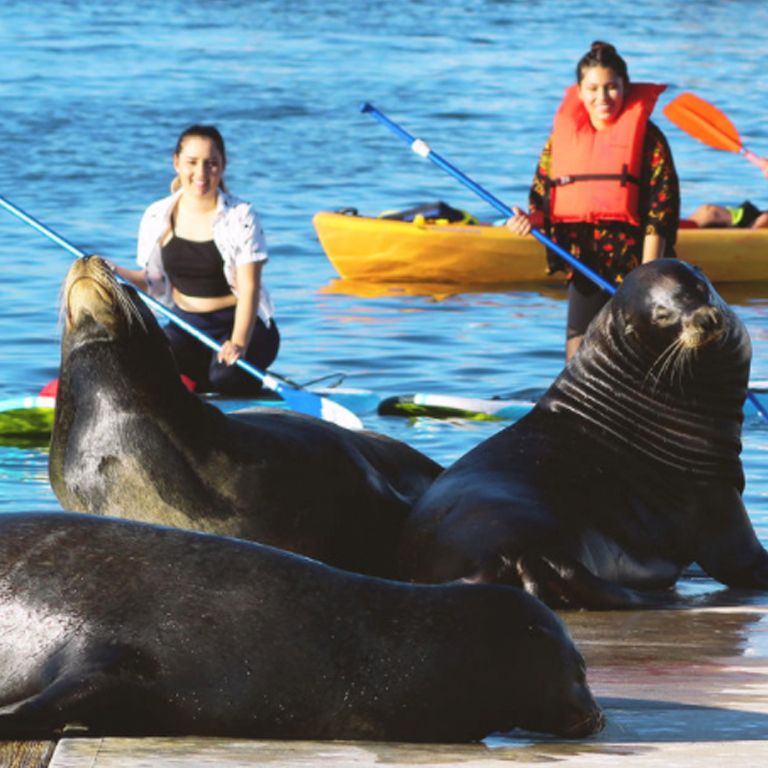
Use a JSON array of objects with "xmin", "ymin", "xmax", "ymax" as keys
[{"xmin": 314, "ymin": 211, "xmax": 768, "ymax": 285}]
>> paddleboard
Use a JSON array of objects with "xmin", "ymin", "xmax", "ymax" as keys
[
  {"xmin": 377, "ymin": 393, "xmax": 534, "ymax": 421},
  {"xmin": 0, "ymin": 388, "xmax": 379, "ymax": 448},
  {"xmin": 378, "ymin": 387, "xmax": 768, "ymax": 421}
]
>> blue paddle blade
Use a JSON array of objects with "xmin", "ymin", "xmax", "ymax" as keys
[
  {"xmin": 268, "ymin": 379, "xmax": 363, "ymax": 429},
  {"xmin": 246, "ymin": 367, "xmax": 363, "ymax": 430}
]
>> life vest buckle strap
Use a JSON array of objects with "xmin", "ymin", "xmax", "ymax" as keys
[
  {"xmin": 550, "ymin": 170, "xmax": 641, "ymax": 188},
  {"xmin": 619, "ymin": 163, "xmax": 640, "ymax": 188}
]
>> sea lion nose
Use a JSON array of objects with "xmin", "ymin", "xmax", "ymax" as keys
[
  {"xmin": 692, "ymin": 307, "xmax": 722, "ymax": 335},
  {"xmin": 560, "ymin": 692, "xmax": 605, "ymax": 738},
  {"xmin": 679, "ymin": 306, "xmax": 725, "ymax": 349}
]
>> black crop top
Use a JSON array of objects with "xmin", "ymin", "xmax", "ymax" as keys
[{"xmin": 161, "ymin": 235, "xmax": 231, "ymax": 298}]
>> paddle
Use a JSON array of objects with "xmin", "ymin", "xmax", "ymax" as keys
[
  {"xmin": 360, "ymin": 102, "xmax": 615, "ymax": 294},
  {"xmin": 0, "ymin": 194, "xmax": 363, "ymax": 430},
  {"xmin": 360, "ymin": 102, "xmax": 768, "ymax": 421},
  {"xmin": 663, "ymin": 91, "xmax": 765, "ymax": 171}
]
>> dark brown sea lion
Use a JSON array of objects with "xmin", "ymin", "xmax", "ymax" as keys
[
  {"xmin": 49, "ymin": 256, "xmax": 442, "ymax": 577},
  {"xmin": 0, "ymin": 512, "xmax": 602, "ymax": 741},
  {"xmin": 397, "ymin": 259, "xmax": 768, "ymax": 608}
]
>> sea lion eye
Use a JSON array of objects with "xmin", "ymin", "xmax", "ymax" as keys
[{"xmin": 652, "ymin": 306, "xmax": 677, "ymax": 326}]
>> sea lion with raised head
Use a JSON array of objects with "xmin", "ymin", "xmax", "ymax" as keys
[
  {"xmin": 397, "ymin": 259, "xmax": 768, "ymax": 608},
  {"xmin": 49, "ymin": 256, "xmax": 441, "ymax": 577},
  {"xmin": 0, "ymin": 512, "xmax": 602, "ymax": 741}
]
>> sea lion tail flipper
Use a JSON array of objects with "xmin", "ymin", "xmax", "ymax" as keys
[
  {"xmin": 0, "ymin": 642, "xmax": 162, "ymax": 737},
  {"xmin": 516, "ymin": 553, "xmax": 675, "ymax": 610}
]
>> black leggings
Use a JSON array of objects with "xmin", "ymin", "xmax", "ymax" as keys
[
  {"xmin": 566, "ymin": 278, "xmax": 611, "ymax": 340},
  {"xmin": 164, "ymin": 305, "xmax": 280, "ymax": 395}
]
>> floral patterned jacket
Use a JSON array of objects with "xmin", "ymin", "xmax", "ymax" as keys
[{"xmin": 528, "ymin": 121, "xmax": 680, "ymax": 285}]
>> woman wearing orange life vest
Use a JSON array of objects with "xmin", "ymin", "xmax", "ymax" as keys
[{"xmin": 507, "ymin": 41, "xmax": 680, "ymax": 361}]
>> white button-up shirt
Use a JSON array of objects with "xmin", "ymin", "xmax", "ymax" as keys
[{"xmin": 136, "ymin": 189, "xmax": 274, "ymax": 325}]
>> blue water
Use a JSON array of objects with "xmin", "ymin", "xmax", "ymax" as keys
[{"xmin": 1, "ymin": 0, "xmax": 768, "ymax": 559}]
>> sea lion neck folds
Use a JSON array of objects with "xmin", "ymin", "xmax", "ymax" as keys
[{"xmin": 543, "ymin": 260, "xmax": 749, "ymax": 481}]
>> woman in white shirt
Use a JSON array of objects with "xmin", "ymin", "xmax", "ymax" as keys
[{"xmin": 114, "ymin": 124, "xmax": 279, "ymax": 395}]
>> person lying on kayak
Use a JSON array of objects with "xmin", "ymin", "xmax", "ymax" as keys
[
  {"xmin": 687, "ymin": 152, "xmax": 768, "ymax": 228},
  {"xmin": 111, "ymin": 124, "xmax": 280, "ymax": 394},
  {"xmin": 506, "ymin": 41, "xmax": 680, "ymax": 361},
  {"xmin": 689, "ymin": 198, "xmax": 768, "ymax": 229},
  {"xmin": 686, "ymin": 153, "xmax": 768, "ymax": 229}
]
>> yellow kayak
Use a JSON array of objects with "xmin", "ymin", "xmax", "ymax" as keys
[{"xmin": 313, "ymin": 211, "xmax": 768, "ymax": 286}]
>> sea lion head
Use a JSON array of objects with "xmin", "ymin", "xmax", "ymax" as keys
[
  {"xmin": 58, "ymin": 256, "xmax": 182, "ymax": 396},
  {"xmin": 544, "ymin": 259, "xmax": 750, "ymax": 479},
  {"xmin": 504, "ymin": 597, "xmax": 604, "ymax": 738},
  {"xmin": 572, "ymin": 259, "xmax": 751, "ymax": 399},
  {"xmin": 62, "ymin": 256, "xmax": 150, "ymax": 344},
  {"xmin": 613, "ymin": 259, "xmax": 745, "ymax": 359}
]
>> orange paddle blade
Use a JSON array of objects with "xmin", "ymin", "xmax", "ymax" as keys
[{"xmin": 663, "ymin": 91, "xmax": 743, "ymax": 153}]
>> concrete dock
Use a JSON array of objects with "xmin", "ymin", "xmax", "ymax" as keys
[{"xmin": 5, "ymin": 592, "xmax": 768, "ymax": 767}]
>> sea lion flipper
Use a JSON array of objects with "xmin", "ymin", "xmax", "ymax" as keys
[
  {"xmin": 697, "ymin": 548, "xmax": 768, "ymax": 592},
  {"xmin": 0, "ymin": 642, "xmax": 159, "ymax": 737},
  {"xmin": 689, "ymin": 487, "xmax": 768, "ymax": 590},
  {"xmin": 516, "ymin": 553, "xmax": 676, "ymax": 610}
]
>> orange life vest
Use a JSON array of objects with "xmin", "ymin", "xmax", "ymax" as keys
[{"xmin": 548, "ymin": 82, "xmax": 666, "ymax": 226}]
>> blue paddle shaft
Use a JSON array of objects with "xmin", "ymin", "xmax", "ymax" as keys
[
  {"xmin": 0, "ymin": 193, "xmax": 366, "ymax": 426},
  {"xmin": 748, "ymin": 390, "xmax": 768, "ymax": 420},
  {"xmin": 360, "ymin": 102, "xmax": 616, "ymax": 296}
]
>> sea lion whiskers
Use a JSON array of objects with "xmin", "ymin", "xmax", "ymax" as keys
[
  {"xmin": 667, "ymin": 340, "xmax": 699, "ymax": 392},
  {"xmin": 63, "ymin": 258, "xmax": 146, "ymax": 334},
  {"xmin": 679, "ymin": 305, "xmax": 724, "ymax": 349},
  {"xmin": 643, "ymin": 336, "xmax": 688, "ymax": 393},
  {"xmin": 112, "ymin": 279, "xmax": 147, "ymax": 333},
  {"xmin": 663, "ymin": 339, "xmax": 692, "ymax": 391},
  {"xmin": 643, "ymin": 303, "xmax": 724, "ymax": 393}
]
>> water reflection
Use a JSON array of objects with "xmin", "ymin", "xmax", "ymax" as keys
[{"xmin": 322, "ymin": 276, "xmax": 569, "ymax": 301}]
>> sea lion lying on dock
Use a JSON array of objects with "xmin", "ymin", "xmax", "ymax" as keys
[{"xmin": 0, "ymin": 513, "xmax": 603, "ymax": 741}]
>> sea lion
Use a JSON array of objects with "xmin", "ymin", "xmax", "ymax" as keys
[
  {"xmin": 0, "ymin": 512, "xmax": 602, "ymax": 741},
  {"xmin": 49, "ymin": 256, "xmax": 442, "ymax": 577},
  {"xmin": 397, "ymin": 259, "xmax": 768, "ymax": 608}
]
